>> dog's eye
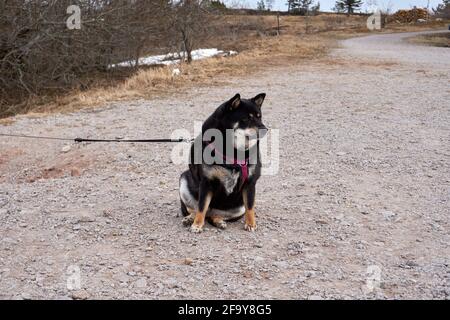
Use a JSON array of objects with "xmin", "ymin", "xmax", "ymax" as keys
[
  {"xmin": 249, "ymin": 114, "xmax": 254, "ymax": 118},
  {"xmin": 256, "ymin": 113, "xmax": 261, "ymax": 118}
]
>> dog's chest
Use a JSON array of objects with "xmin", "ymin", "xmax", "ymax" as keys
[
  {"xmin": 220, "ymin": 169, "xmax": 240, "ymax": 194},
  {"xmin": 203, "ymin": 164, "xmax": 255, "ymax": 194}
]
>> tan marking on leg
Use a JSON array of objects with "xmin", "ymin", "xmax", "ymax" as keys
[
  {"xmin": 207, "ymin": 166, "xmax": 227, "ymax": 179},
  {"xmin": 209, "ymin": 215, "xmax": 227, "ymax": 230},
  {"xmin": 190, "ymin": 192, "xmax": 212, "ymax": 233},
  {"xmin": 243, "ymin": 189, "xmax": 257, "ymax": 232},
  {"xmin": 244, "ymin": 209, "xmax": 256, "ymax": 232}
]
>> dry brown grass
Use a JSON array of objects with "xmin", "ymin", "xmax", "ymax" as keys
[
  {"xmin": 0, "ymin": 118, "xmax": 15, "ymax": 126},
  {"xmin": 27, "ymin": 34, "xmax": 330, "ymax": 115},
  {"xmin": 407, "ymin": 32, "xmax": 450, "ymax": 47},
  {"xmin": 2, "ymin": 14, "xmax": 448, "ymax": 119},
  {"xmin": 383, "ymin": 19, "xmax": 450, "ymax": 32}
]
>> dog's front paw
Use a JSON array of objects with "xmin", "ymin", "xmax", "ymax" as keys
[
  {"xmin": 190, "ymin": 224, "xmax": 204, "ymax": 233},
  {"xmin": 182, "ymin": 215, "xmax": 194, "ymax": 227},
  {"xmin": 244, "ymin": 222, "xmax": 257, "ymax": 232},
  {"xmin": 244, "ymin": 209, "xmax": 257, "ymax": 232}
]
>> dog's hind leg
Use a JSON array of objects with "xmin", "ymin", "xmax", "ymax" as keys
[
  {"xmin": 182, "ymin": 204, "xmax": 197, "ymax": 227},
  {"xmin": 179, "ymin": 171, "xmax": 199, "ymax": 227},
  {"xmin": 208, "ymin": 215, "xmax": 227, "ymax": 230},
  {"xmin": 180, "ymin": 199, "xmax": 189, "ymax": 217},
  {"xmin": 190, "ymin": 190, "xmax": 213, "ymax": 233}
]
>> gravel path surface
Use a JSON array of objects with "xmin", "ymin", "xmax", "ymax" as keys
[
  {"xmin": 335, "ymin": 30, "xmax": 450, "ymax": 68},
  {"xmin": 0, "ymin": 31, "xmax": 449, "ymax": 299}
]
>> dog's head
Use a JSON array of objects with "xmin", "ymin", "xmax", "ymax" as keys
[{"xmin": 213, "ymin": 93, "xmax": 268, "ymax": 151}]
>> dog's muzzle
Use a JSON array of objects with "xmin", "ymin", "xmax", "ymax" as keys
[{"xmin": 257, "ymin": 125, "xmax": 268, "ymax": 139}]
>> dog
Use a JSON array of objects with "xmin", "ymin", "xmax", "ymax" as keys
[{"xmin": 179, "ymin": 93, "xmax": 267, "ymax": 233}]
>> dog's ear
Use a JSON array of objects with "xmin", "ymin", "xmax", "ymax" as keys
[
  {"xmin": 227, "ymin": 93, "xmax": 241, "ymax": 110},
  {"xmin": 251, "ymin": 93, "xmax": 266, "ymax": 108}
]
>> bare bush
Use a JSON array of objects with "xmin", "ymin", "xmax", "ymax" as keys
[
  {"xmin": 433, "ymin": 0, "xmax": 450, "ymax": 19},
  {"xmin": 170, "ymin": 0, "xmax": 212, "ymax": 63},
  {"xmin": 0, "ymin": 0, "xmax": 170, "ymax": 115}
]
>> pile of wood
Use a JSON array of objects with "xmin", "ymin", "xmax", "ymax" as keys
[{"xmin": 393, "ymin": 8, "xmax": 428, "ymax": 23}]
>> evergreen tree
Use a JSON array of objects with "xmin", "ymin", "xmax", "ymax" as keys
[
  {"xmin": 208, "ymin": 0, "xmax": 227, "ymax": 11},
  {"xmin": 287, "ymin": 0, "xmax": 297, "ymax": 12},
  {"xmin": 334, "ymin": 0, "xmax": 363, "ymax": 14},
  {"xmin": 265, "ymin": 0, "xmax": 275, "ymax": 11},
  {"xmin": 299, "ymin": 0, "xmax": 313, "ymax": 15},
  {"xmin": 287, "ymin": 0, "xmax": 318, "ymax": 15},
  {"xmin": 257, "ymin": 0, "xmax": 266, "ymax": 10},
  {"xmin": 433, "ymin": 0, "xmax": 450, "ymax": 18},
  {"xmin": 204, "ymin": 0, "xmax": 227, "ymax": 11},
  {"xmin": 333, "ymin": 2, "xmax": 345, "ymax": 13},
  {"xmin": 311, "ymin": 1, "xmax": 321, "ymax": 14}
]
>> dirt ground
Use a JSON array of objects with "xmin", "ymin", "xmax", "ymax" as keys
[{"xmin": 0, "ymin": 30, "xmax": 449, "ymax": 300}]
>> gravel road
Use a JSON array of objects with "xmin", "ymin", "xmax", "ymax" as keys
[{"xmin": 0, "ymin": 31, "xmax": 449, "ymax": 299}]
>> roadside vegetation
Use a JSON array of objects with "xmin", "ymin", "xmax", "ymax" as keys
[
  {"xmin": 1, "ymin": 0, "xmax": 448, "ymax": 119},
  {"xmin": 408, "ymin": 33, "xmax": 450, "ymax": 48}
]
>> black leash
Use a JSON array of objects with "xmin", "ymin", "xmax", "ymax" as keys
[
  {"xmin": 0, "ymin": 133, "xmax": 191, "ymax": 143},
  {"xmin": 73, "ymin": 137, "xmax": 188, "ymax": 143}
]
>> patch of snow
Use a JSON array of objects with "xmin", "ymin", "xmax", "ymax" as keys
[
  {"xmin": 109, "ymin": 48, "xmax": 238, "ymax": 68},
  {"xmin": 171, "ymin": 68, "xmax": 181, "ymax": 77}
]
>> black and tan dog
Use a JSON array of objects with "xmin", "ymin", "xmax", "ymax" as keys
[{"xmin": 179, "ymin": 93, "xmax": 267, "ymax": 233}]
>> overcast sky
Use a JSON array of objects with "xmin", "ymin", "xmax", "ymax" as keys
[{"xmin": 224, "ymin": 0, "xmax": 443, "ymax": 12}]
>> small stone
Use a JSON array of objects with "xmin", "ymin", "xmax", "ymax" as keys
[
  {"xmin": 21, "ymin": 293, "xmax": 32, "ymax": 300},
  {"xmin": 381, "ymin": 210, "xmax": 396, "ymax": 221},
  {"xmin": 165, "ymin": 278, "xmax": 178, "ymax": 289},
  {"xmin": 306, "ymin": 270, "xmax": 316, "ymax": 278},
  {"xmin": 184, "ymin": 258, "xmax": 194, "ymax": 265},
  {"xmin": 273, "ymin": 261, "xmax": 289, "ymax": 269},
  {"xmin": 405, "ymin": 260, "xmax": 419, "ymax": 267},
  {"xmin": 78, "ymin": 216, "xmax": 95, "ymax": 223},
  {"xmin": 71, "ymin": 290, "xmax": 90, "ymax": 300},
  {"xmin": 72, "ymin": 224, "xmax": 81, "ymax": 231},
  {"xmin": 71, "ymin": 168, "xmax": 81, "ymax": 177},
  {"xmin": 61, "ymin": 145, "xmax": 71, "ymax": 153},
  {"xmin": 135, "ymin": 278, "xmax": 147, "ymax": 288},
  {"xmin": 172, "ymin": 68, "xmax": 181, "ymax": 76},
  {"xmin": 254, "ymin": 256, "xmax": 265, "ymax": 263}
]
